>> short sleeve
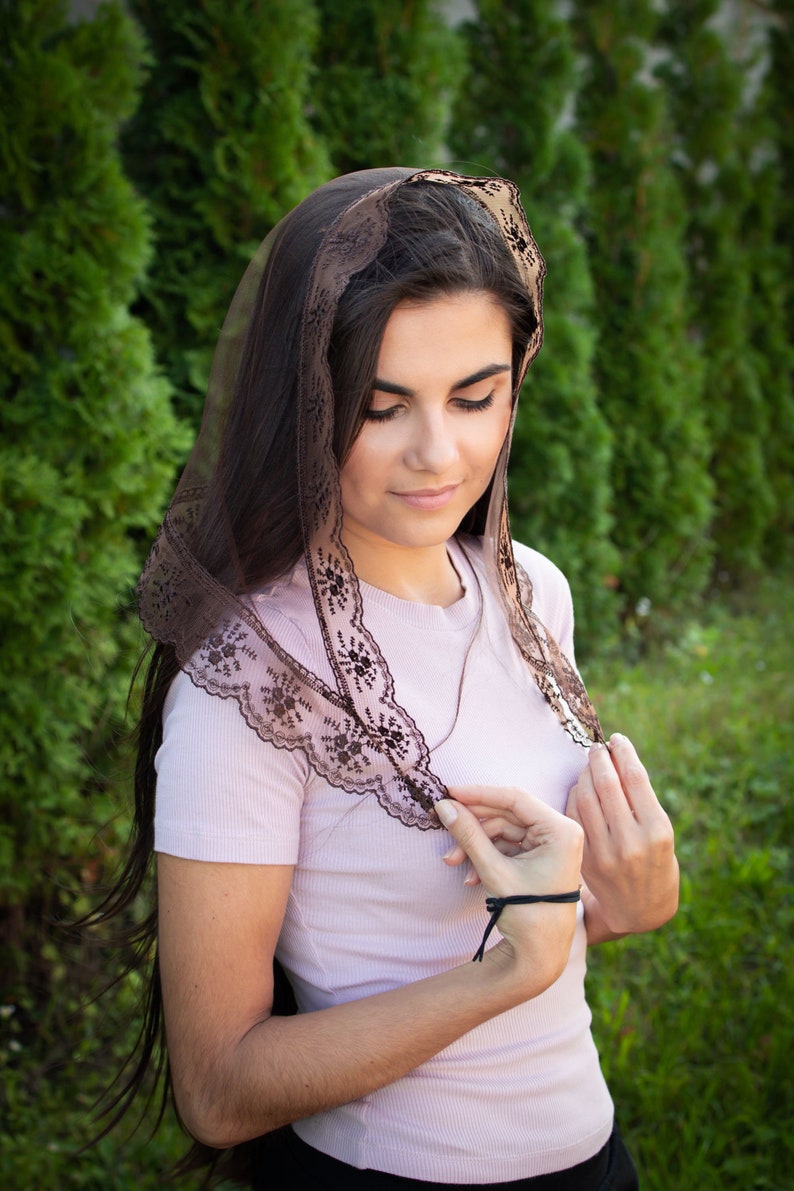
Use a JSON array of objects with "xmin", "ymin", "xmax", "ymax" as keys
[
  {"xmin": 154, "ymin": 669, "xmax": 307, "ymax": 864},
  {"xmin": 511, "ymin": 541, "xmax": 577, "ymax": 662}
]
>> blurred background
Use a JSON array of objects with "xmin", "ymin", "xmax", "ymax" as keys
[{"xmin": 1, "ymin": 1, "xmax": 792, "ymax": 1186}]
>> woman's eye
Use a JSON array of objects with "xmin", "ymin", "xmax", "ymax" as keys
[
  {"xmin": 454, "ymin": 392, "xmax": 495, "ymax": 413},
  {"xmin": 363, "ymin": 391, "xmax": 496, "ymax": 421},
  {"xmin": 363, "ymin": 405, "xmax": 401, "ymax": 422}
]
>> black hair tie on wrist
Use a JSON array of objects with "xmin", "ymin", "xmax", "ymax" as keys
[{"xmin": 472, "ymin": 890, "xmax": 582, "ymax": 962}]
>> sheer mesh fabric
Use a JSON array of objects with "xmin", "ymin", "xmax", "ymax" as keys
[{"xmin": 137, "ymin": 169, "xmax": 604, "ymax": 830}]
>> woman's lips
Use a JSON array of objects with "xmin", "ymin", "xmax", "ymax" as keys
[{"xmin": 391, "ymin": 484, "xmax": 461, "ymax": 510}]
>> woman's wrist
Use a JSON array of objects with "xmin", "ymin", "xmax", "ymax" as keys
[
  {"xmin": 582, "ymin": 866, "xmax": 679, "ymax": 942},
  {"xmin": 479, "ymin": 902, "xmax": 579, "ymax": 996}
]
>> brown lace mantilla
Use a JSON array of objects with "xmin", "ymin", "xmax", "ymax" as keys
[{"xmin": 138, "ymin": 169, "xmax": 604, "ymax": 831}]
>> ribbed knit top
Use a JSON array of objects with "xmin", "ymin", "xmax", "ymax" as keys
[{"xmin": 154, "ymin": 538, "xmax": 613, "ymax": 1182}]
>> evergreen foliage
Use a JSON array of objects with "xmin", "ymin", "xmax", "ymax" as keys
[
  {"xmin": 573, "ymin": 0, "xmax": 714, "ymax": 619},
  {"xmin": 757, "ymin": 0, "xmax": 794, "ymax": 560},
  {"xmin": 449, "ymin": 0, "xmax": 618, "ymax": 650},
  {"xmin": 658, "ymin": 1, "xmax": 776, "ymax": 577},
  {"xmin": 311, "ymin": 0, "xmax": 464, "ymax": 174},
  {"xmin": 0, "ymin": 0, "xmax": 186, "ymax": 999},
  {"xmin": 122, "ymin": 0, "xmax": 331, "ymax": 426}
]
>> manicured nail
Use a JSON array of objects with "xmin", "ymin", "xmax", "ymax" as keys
[
  {"xmin": 609, "ymin": 733, "xmax": 629, "ymax": 749},
  {"xmin": 435, "ymin": 799, "xmax": 458, "ymax": 827}
]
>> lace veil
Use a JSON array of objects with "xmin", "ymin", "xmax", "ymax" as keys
[{"xmin": 137, "ymin": 168, "xmax": 604, "ymax": 831}]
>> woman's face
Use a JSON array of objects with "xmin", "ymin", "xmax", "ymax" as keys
[{"xmin": 339, "ymin": 292, "xmax": 513, "ymax": 559}]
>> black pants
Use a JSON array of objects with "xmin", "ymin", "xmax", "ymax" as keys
[{"xmin": 252, "ymin": 1124, "xmax": 639, "ymax": 1190}]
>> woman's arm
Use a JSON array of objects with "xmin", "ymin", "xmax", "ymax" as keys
[{"xmin": 158, "ymin": 790, "xmax": 583, "ymax": 1148}]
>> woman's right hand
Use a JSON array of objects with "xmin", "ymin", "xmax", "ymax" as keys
[{"xmin": 435, "ymin": 787, "xmax": 583, "ymax": 980}]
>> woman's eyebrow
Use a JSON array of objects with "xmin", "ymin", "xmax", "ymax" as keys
[
  {"xmin": 372, "ymin": 363, "xmax": 511, "ymax": 398},
  {"xmin": 451, "ymin": 363, "xmax": 511, "ymax": 392}
]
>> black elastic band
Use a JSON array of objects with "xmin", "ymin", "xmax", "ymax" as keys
[{"xmin": 472, "ymin": 890, "xmax": 582, "ymax": 962}]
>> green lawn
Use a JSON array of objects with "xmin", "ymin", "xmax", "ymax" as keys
[{"xmin": 584, "ymin": 573, "xmax": 794, "ymax": 1190}]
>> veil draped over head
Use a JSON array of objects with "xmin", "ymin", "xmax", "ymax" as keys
[{"xmin": 137, "ymin": 168, "xmax": 604, "ymax": 831}]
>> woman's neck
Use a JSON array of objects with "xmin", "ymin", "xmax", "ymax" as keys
[{"xmin": 340, "ymin": 532, "xmax": 464, "ymax": 607}]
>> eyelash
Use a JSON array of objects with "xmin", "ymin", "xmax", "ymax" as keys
[{"xmin": 363, "ymin": 392, "xmax": 496, "ymax": 423}]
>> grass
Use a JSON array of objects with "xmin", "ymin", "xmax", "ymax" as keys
[
  {"xmin": 2, "ymin": 572, "xmax": 791, "ymax": 1188},
  {"xmin": 583, "ymin": 573, "xmax": 794, "ymax": 1190}
]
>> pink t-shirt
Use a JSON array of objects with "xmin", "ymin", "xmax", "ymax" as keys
[{"xmin": 155, "ymin": 538, "xmax": 613, "ymax": 1182}]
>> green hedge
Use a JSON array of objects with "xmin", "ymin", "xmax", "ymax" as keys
[
  {"xmin": 0, "ymin": 0, "xmax": 186, "ymax": 999},
  {"xmin": 573, "ymin": 0, "xmax": 714, "ymax": 621},
  {"xmin": 311, "ymin": 0, "xmax": 464, "ymax": 174},
  {"xmin": 449, "ymin": 0, "xmax": 619, "ymax": 650},
  {"xmin": 123, "ymin": 0, "xmax": 331, "ymax": 426},
  {"xmin": 755, "ymin": 1, "xmax": 794, "ymax": 563},
  {"xmin": 659, "ymin": 1, "xmax": 776, "ymax": 577}
]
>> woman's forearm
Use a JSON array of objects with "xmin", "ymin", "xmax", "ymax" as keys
[
  {"xmin": 175, "ymin": 917, "xmax": 572, "ymax": 1148},
  {"xmin": 161, "ymin": 795, "xmax": 584, "ymax": 1148}
]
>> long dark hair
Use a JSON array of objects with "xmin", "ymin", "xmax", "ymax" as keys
[
  {"xmin": 198, "ymin": 179, "xmax": 536, "ymax": 592},
  {"xmin": 88, "ymin": 177, "xmax": 537, "ymax": 1186}
]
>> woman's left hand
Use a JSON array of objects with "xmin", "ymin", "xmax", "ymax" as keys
[{"xmin": 565, "ymin": 733, "xmax": 678, "ymax": 939}]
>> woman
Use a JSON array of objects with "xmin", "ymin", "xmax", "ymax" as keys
[{"xmin": 124, "ymin": 169, "xmax": 678, "ymax": 1188}]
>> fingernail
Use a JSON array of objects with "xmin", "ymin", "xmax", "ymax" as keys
[
  {"xmin": 435, "ymin": 799, "xmax": 458, "ymax": 827},
  {"xmin": 442, "ymin": 847, "xmax": 456, "ymax": 860},
  {"xmin": 609, "ymin": 733, "xmax": 629, "ymax": 749},
  {"xmin": 590, "ymin": 742, "xmax": 604, "ymax": 753}
]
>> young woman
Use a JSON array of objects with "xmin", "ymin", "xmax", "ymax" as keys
[{"xmin": 122, "ymin": 169, "xmax": 678, "ymax": 1188}]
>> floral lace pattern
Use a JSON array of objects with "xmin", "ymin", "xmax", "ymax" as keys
[{"xmin": 137, "ymin": 169, "xmax": 604, "ymax": 834}]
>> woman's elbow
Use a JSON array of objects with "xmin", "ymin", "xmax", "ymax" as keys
[
  {"xmin": 173, "ymin": 1068, "xmax": 284, "ymax": 1149},
  {"xmin": 171, "ymin": 1067, "xmax": 247, "ymax": 1149}
]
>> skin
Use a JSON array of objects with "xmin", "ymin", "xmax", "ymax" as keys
[
  {"xmin": 567, "ymin": 734, "xmax": 678, "ymax": 941},
  {"xmin": 157, "ymin": 291, "xmax": 678, "ymax": 1148},
  {"xmin": 339, "ymin": 292, "xmax": 514, "ymax": 606},
  {"xmin": 445, "ymin": 734, "xmax": 678, "ymax": 945}
]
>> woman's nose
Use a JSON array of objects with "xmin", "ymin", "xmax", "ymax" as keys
[{"xmin": 404, "ymin": 412, "xmax": 459, "ymax": 473}]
